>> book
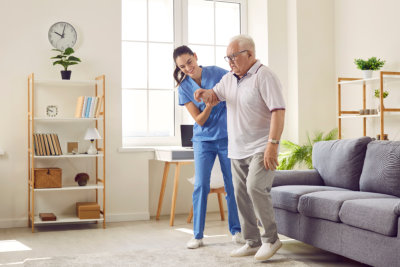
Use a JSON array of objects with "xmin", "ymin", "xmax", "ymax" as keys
[
  {"xmin": 42, "ymin": 134, "xmax": 50, "ymax": 156},
  {"xmin": 88, "ymin": 96, "xmax": 97, "ymax": 118},
  {"xmin": 47, "ymin": 134, "xmax": 55, "ymax": 155},
  {"xmin": 81, "ymin": 96, "xmax": 88, "ymax": 118},
  {"xmin": 85, "ymin": 97, "xmax": 92, "ymax": 118},
  {"xmin": 95, "ymin": 96, "xmax": 104, "ymax": 118},
  {"xmin": 39, "ymin": 134, "xmax": 47, "ymax": 156},
  {"xmin": 74, "ymin": 96, "xmax": 85, "ymax": 118},
  {"xmin": 50, "ymin": 134, "xmax": 59, "ymax": 155},
  {"xmin": 33, "ymin": 134, "xmax": 39, "ymax": 155},
  {"xmin": 54, "ymin": 134, "xmax": 63, "ymax": 155}
]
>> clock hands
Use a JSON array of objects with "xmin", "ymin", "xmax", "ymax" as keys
[
  {"xmin": 54, "ymin": 31, "xmax": 63, "ymax": 38},
  {"xmin": 61, "ymin": 24, "xmax": 66, "ymax": 38}
]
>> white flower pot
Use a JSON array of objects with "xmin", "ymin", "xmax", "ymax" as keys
[{"xmin": 362, "ymin": 70, "xmax": 373, "ymax": 79}]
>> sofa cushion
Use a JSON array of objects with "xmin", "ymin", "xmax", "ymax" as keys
[
  {"xmin": 339, "ymin": 198, "xmax": 400, "ymax": 237},
  {"xmin": 298, "ymin": 191, "xmax": 397, "ymax": 222},
  {"xmin": 312, "ymin": 137, "xmax": 372, "ymax": 190},
  {"xmin": 271, "ymin": 185, "xmax": 348, "ymax": 212},
  {"xmin": 359, "ymin": 141, "xmax": 400, "ymax": 197}
]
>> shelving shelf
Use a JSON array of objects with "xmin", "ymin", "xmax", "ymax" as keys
[
  {"xmin": 33, "ymin": 214, "xmax": 104, "ymax": 225},
  {"xmin": 33, "ymin": 117, "xmax": 103, "ymax": 122},
  {"xmin": 33, "ymin": 185, "xmax": 104, "ymax": 192},
  {"xmin": 27, "ymin": 73, "xmax": 106, "ymax": 233},
  {"xmin": 34, "ymin": 153, "xmax": 104, "ymax": 159},
  {"xmin": 337, "ymin": 71, "xmax": 400, "ymax": 139}
]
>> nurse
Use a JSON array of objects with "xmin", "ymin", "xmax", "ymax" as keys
[{"xmin": 173, "ymin": 45, "xmax": 244, "ymax": 249}]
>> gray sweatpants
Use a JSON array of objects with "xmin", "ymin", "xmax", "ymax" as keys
[{"xmin": 231, "ymin": 152, "xmax": 278, "ymax": 247}]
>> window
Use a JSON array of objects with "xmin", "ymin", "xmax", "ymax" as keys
[{"xmin": 122, "ymin": 0, "xmax": 246, "ymax": 146}]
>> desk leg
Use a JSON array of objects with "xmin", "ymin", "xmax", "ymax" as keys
[
  {"xmin": 169, "ymin": 162, "xmax": 181, "ymax": 226},
  {"xmin": 156, "ymin": 162, "xmax": 170, "ymax": 220}
]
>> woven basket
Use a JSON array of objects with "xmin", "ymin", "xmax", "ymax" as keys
[{"xmin": 34, "ymin": 168, "xmax": 62, "ymax": 188}]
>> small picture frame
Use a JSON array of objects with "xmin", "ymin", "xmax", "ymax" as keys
[{"xmin": 67, "ymin": 142, "xmax": 79, "ymax": 154}]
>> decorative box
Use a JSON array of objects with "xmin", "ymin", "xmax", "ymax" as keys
[
  {"xmin": 39, "ymin": 213, "xmax": 57, "ymax": 221},
  {"xmin": 76, "ymin": 202, "xmax": 100, "ymax": 219},
  {"xmin": 34, "ymin": 168, "xmax": 62, "ymax": 188}
]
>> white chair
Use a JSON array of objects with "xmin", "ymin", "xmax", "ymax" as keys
[{"xmin": 187, "ymin": 156, "xmax": 226, "ymax": 223}]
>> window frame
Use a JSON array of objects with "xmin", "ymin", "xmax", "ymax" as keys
[{"xmin": 122, "ymin": 0, "xmax": 247, "ymax": 147}]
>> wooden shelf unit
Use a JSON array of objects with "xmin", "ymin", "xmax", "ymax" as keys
[
  {"xmin": 337, "ymin": 71, "xmax": 400, "ymax": 139},
  {"xmin": 27, "ymin": 73, "xmax": 106, "ymax": 232}
]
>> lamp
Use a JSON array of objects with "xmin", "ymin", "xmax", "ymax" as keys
[{"xmin": 84, "ymin": 128, "xmax": 102, "ymax": 154}]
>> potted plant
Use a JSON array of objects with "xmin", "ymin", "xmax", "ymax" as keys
[
  {"xmin": 354, "ymin": 57, "xmax": 385, "ymax": 79},
  {"xmin": 278, "ymin": 128, "xmax": 338, "ymax": 170},
  {"xmin": 374, "ymin": 88, "xmax": 389, "ymax": 113},
  {"xmin": 50, "ymin": 47, "xmax": 81, "ymax": 80}
]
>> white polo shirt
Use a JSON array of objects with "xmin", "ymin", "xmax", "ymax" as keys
[{"xmin": 213, "ymin": 60, "xmax": 286, "ymax": 159}]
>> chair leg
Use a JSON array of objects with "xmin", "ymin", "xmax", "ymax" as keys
[
  {"xmin": 187, "ymin": 205, "xmax": 193, "ymax": 223},
  {"xmin": 217, "ymin": 193, "xmax": 225, "ymax": 221}
]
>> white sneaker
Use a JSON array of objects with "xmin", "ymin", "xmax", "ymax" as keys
[
  {"xmin": 186, "ymin": 238, "xmax": 203, "ymax": 249},
  {"xmin": 230, "ymin": 243, "xmax": 260, "ymax": 257},
  {"xmin": 232, "ymin": 232, "xmax": 246, "ymax": 244},
  {"xmin": 254, "ymin": 239, "xmax": 282, "ymax": 261}
]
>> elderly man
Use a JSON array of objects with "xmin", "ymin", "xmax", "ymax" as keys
[{"xmin": 194, "ymin": 35, "xmax": 285, "ymax": 261}]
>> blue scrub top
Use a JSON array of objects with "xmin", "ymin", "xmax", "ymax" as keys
[{"xmin": 178, "ymin": 66, "xmax": 228, "ymax": 142}]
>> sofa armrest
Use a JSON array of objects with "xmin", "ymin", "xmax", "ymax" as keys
[
  {"xmin": 395, "ymin": 202, "xmax": 400, "ymax": 216},
  {"xmin": 273, "ymin": 170, "xmax": 324, "ymax": 187}
]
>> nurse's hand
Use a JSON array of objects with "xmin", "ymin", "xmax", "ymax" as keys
[{"xmin": 194, "ymin": 89, "xmax": 206, "ymax": 102}]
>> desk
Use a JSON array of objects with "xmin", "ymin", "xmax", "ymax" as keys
[{"xmin": 155, "ymin": 147, "xmax": 194, "ymax": 226}]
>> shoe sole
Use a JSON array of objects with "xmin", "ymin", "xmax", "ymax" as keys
[
  {"xmin": 230, "ymin": 248, "xmax": 260, "ymax": 257},
  {"xmin": 187, "ymin": 242, "xmax": 203, "ymax": 249},
  {"xmin": 254, "ymin": 242, "xmax": 282, "ymax": 261}
]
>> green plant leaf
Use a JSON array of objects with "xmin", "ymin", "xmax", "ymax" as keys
[{"xmin": 278, "ymin": 128, "xmax": 338, "ymax": 170}]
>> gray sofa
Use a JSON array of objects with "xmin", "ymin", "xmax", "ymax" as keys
[{"xmin": 272, "ymin": 137, "xmax": 400, "ymax": 267}]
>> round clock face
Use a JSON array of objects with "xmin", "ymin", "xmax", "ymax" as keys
[
  {"xmin": 46, "ymin": 105, "xmax": 58, "ymax": 117},
  {"xmin": 48, "ymin": 22, "xmax": 77, "ymax": 50}
]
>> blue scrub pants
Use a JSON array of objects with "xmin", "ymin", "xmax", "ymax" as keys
[{"xmin": 192, "ymin": 137, "xmax": 241, "ymax": 239}]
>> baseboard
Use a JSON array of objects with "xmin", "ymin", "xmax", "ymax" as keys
[
  {"xmin": 0, "ymin": 212, "xmax": 150, "ymax": 229},
  {"xmin": 0, "ymin": 218, "xmax": 28, "ymax": 228},
  {"xmin": 106, "ymin": 212, "xmax": 150, "ymax": 222}
]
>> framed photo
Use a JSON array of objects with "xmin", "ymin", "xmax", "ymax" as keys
[{"xmin": 67, "ymin": 142, "xmax": 79, "ymax": 154}]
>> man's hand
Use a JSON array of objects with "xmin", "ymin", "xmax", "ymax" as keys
[
  {"xmin": 264, "ymin": 143, "xmax": 279, "ymax": 170},
  {"xmin": 194, "ymin": 89, "xmax": 219, "ymax": 105}
]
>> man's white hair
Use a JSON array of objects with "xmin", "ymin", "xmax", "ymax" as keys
[{"xmin": 230, "ymin": 34, "xmax": 256, "ymax": 56}]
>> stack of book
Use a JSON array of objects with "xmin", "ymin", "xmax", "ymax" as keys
[
  {"xmin": 74, "ymin": 96, "xmax": 103, "ymax": 118},
  {"xmin": 33, "ymin": 133, "xmax": 62, "ymax": 156}
]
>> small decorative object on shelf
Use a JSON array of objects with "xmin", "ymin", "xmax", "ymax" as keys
[
  {"xmin": 50, "ymin": 47, "xmax": 81, "ymax": 80},
  {"xmin": 376, "ymin": 134, "xmax": 389, "ymax": 140},
  {"xmin": 67, "ymin": 142, "xmax": 79, "ymax": 154},
  {"xmin": 74, "ymin": 172, "xmax": 89, "ymax": 186},
  {"xmin": 354, "ymin": 57, "xmax": 385, "ymax": 79},
  {"xmin": 46, "ymin": 105, "xmax": 58, "ymax": 117},
  {"xmin": 84, "ymin": 128, "xmax": 102, "ymax": 154},
  {"xmin": 39, "ymin": 213, "xmax": 57, "ymax": 221}
]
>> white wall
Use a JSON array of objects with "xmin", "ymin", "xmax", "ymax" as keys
[
  {"xmin": 335, "ymin": 0, "xmax": 400, "ymax": 140},
  {"xmin": 0, "ymin": 0, "xmax": 152, "ymax": 227}
]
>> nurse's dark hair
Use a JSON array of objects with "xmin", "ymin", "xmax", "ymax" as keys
[{"xmin": 173, "ymin": 45, "xmax": 194, "ymax": 87}]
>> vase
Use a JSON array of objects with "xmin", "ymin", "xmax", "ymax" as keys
[
  {"xmin": 362, "ymin": 70, "xmax": 373, "ymax": 79},
  {"xmin": 61, "ymin": 70, "xmax": 72, "ymax": 80}
]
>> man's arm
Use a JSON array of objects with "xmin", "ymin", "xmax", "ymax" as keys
[{"xmin": 264, "ymin": 109, "xmax": 285, "ymax": 170}]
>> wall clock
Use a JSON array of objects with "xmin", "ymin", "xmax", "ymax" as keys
[
  {"xmin": 48, "ymin": 22, "xmax": 77, "ymax": 50},
  {"xmin": 46, "ymin": 105, "xmax": 58, "ymax": 118}
]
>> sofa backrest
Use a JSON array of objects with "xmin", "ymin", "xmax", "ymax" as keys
[
  {"xmin": 360, "ymin": 141, "xmax": 400, "ymax": 197},
  {"xmin": 312, "ymin": 137, "xmax": 372, "ymax": 190}
]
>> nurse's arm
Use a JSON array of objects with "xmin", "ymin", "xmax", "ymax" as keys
[
  {"xmin": 194, "ymin": 88, "xmax": 219, "ymax": 105},
  {"xmin": 184, "ymin": 101, "xmax": 214, "ymax": 127}
]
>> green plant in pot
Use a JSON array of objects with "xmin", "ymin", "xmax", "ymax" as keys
[
  {"xmin": 277, "ymin": 128, "xmax": 338, "ymax": 170},
  {"xmin": 50, "ymin": 47, "xmax": 81, "ymax": 80},
  {"xmin": 374, "ymin": 88, "xmax": 389, "ymax": 112},
  {"xmin": 354, "ymin": 57, "xmax": 385, "ymax": 79}
]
